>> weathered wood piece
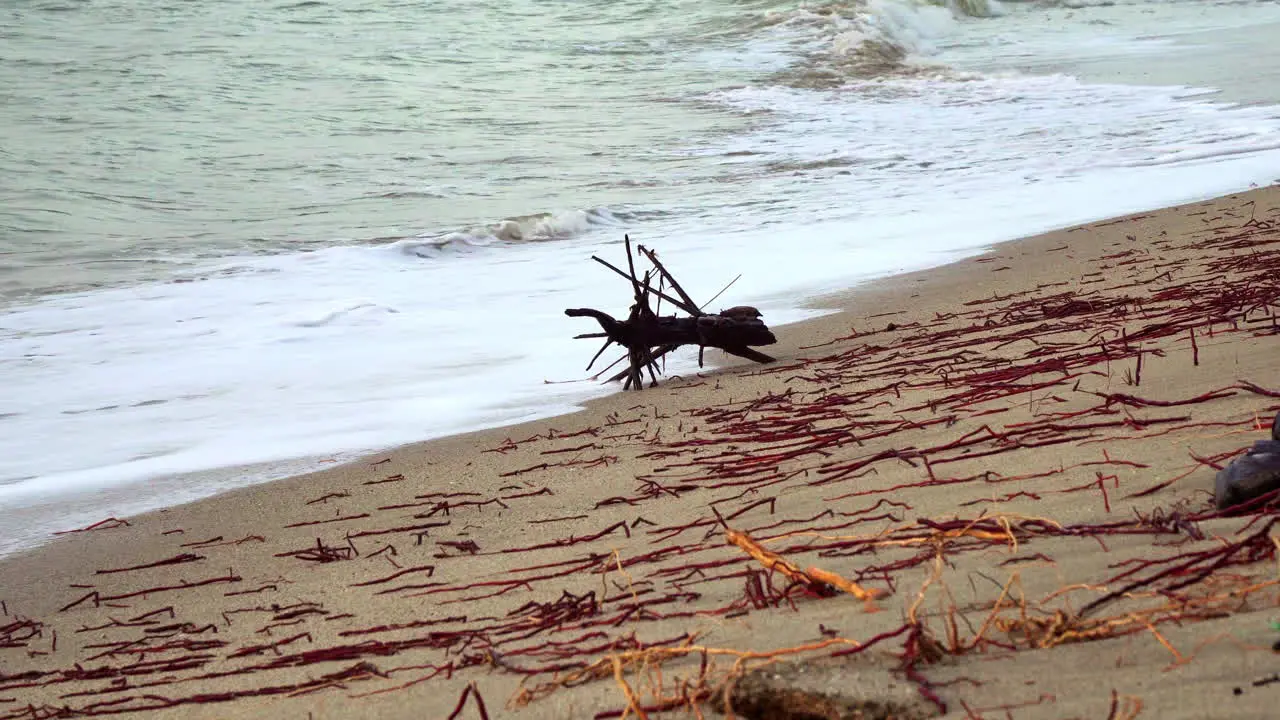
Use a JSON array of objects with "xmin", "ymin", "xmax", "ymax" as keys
[{"xmin": 565, "ymin": 236, "xmax": 777, "ymax": 390}]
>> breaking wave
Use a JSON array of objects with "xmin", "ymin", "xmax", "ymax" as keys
[
  {"xmin": 388, "ymin": 207, "xmax": 624, "ymax": 259},
  {"xmin": 752, "ymin": 0, "xmax": 1006, "ymax": 83}
]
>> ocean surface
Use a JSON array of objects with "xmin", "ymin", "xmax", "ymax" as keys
[{"xmin": 5, "ymin": 0, "xmax": 1280, "ymax": 555}]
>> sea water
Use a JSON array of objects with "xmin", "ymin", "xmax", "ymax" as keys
[{"xmin": 4, "ymin": 0, "xmax": 1280, "ymax": 555}]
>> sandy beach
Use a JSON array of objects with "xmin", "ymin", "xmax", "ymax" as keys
[{"xmin": 4, "ymin": 185, "xmax": 1280, "ymax": 719}]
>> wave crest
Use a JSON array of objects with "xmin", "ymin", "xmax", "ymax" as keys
[
  {"xmin": 760, "ymin": 0, "xmax": 1005, "ymax": 83},
  {"xmin": 389, "ymin": 207, "xmax": 622, "ymax": 259}
]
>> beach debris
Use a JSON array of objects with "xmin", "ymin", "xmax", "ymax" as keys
[
  {"xmin": 51, "ymin": 516, "xmax": 130, "ymax": 535},
  {"xmin": 446, "ymin": 681, "xmax": 491, "ymax": 720},
  {"xmin": 708, "ymin": 659, "xmax": 939, "ymax": 720},
  {"xmin": 274, "ymin": 537, "xmax": 356, "ymax": 563},
  {"xmin": 1214, "ymin": 410, "xmax": 1280, "ymax": 510},
  {"xmin": 0, "ymin": 615, "xmax": 44, "ymax": 651},
  {"xmin": 722, "ymin": 522, "xmax": 885, "ymax": 605},
  {"xmin": 11, "ymin": 198, "xmax": 1280, "ymax": 720},
  {"xmin": 565, "ymin": 235, "xmax": 777, "ymax": 389}
]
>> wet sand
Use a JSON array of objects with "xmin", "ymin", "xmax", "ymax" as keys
[{"xmin": 3, "ymin": 185, "xmax": 1280, "ymax": 719}]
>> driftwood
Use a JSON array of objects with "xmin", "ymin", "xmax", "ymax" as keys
[{"xmin": 565, "ymin": 236, "xmax": 777, "ymax": 390}]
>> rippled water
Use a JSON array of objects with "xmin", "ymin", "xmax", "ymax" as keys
[
  {"xmin": 0, "ymin": 0, "xmax": 774, "ymax": 299},
  {"xmin": 5, "ymin": 0, "xmax": 1280, "ymax": 555}
]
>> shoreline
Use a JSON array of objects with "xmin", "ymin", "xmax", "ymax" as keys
[
  {"xmin": 6, "ymin": 169, "xmax": 1278, "ymax": 561},
  {"xmin": 4, "ymin": 185, "xmax": 1280, "ymax": 718},
  {"xmin": 10, "ymin": 57, "xmax": 1280, "ymax": 539}
]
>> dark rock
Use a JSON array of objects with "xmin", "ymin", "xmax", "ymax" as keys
[
  {"xmin": 1214, "ymin": 412, "xmax": 1280, "ymax": 511},
  {"xmin": 709, "ymin": 659, "xmax": 939, "ymax": 720}
]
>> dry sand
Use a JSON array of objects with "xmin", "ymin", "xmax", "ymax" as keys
[{"xmin": 4, "ymin": 186, "xmax": 1280, "ymax": 720}]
